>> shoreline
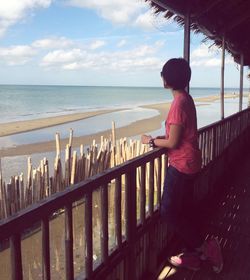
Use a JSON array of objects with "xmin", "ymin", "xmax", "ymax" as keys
[
  {"xmin": 0, "ymin": 109, "xmax": 123, "ymax": 137},
  {"xmin": 0, "ymin": 93, "xmax": 246, "ymax": 158}
]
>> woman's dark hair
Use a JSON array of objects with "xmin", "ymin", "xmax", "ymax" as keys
[{"xmin": 161, "ymin": 58, "xmax": 191, "ymax": 90}]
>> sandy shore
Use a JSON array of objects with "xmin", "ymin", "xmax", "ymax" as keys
[
  {"xmin": 0, "ymin": 109, "xmax": 123, "ymax": 137},
  {"xmin": 0, "ymin": 93, "xmax": 245, "ymax": 157}
]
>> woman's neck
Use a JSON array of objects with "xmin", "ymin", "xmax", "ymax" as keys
[{"xmin": 172, "ymin": 89, "xmax": 186, "ymax": 97}]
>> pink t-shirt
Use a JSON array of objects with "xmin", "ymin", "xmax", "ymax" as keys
[{"xmin": 165, "ymin": 92, "xmax": 202, "ymax": 174}]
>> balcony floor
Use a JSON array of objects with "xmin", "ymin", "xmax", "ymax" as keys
[{"xmin": 157, "ymin": 155, "xmax": 250, "ymax": 280}]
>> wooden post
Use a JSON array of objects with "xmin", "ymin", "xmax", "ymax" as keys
[
  {"xmin": 156, "ymin": 157, "xmax": 162, "ymax": 208},
  {"xmin": 65, "ymin": 203, "xmax": 74, "ymax": 280},
  {"xmin": 125, "ymin": 169, "xmax": 136, "ymax": 280},
  {"xmin": 42, "ymin": 218, "xmax": 51, "ymax": 280},
  {"xmin": 115, "ymin": 176, "xmax": 122, "ymax": 248},
  {"xmin": 85, "ymin": 191, "xmax": 93, "ymax": 278},
  {"xmin": 148, "ymin": 160, "xmax": 154, "ymax": 216},
  {"xmin": 140, "ymin": 164, "xmax": 146, "ymax": 224},
  {"xmin": 10, "ymin": 234, "xmax": 23, "ymax": 280},
  {"xmin": 183, "ymin": 8, "xmax": 190, "ymax": 93},
  {"xmin": 0, "ymin": 159, "xmax": 3, "ymax": 219},
  {"xmin": 221, "ymin": 36, "xmax": 225, "ymax": 119},
  {"xmin": 100, "ymin": 184, "xmax": 109, "ymax": 263},
  {"xmin": 239, "ymin": 53, "xmax": 244, "ymax": 111}
]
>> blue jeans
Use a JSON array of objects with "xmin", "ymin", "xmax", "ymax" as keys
[{"xmin": 161, "ymin": 165, "xmax": 203, "ymax": 250}]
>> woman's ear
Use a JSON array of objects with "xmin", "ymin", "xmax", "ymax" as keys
[{"xmin": 163, "ymin": 79, "xmax": 170, "ymax": 89}]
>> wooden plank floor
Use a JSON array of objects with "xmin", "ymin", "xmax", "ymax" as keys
[{"xmin": 157, "ymin": 155, "xmax": 250, "ymax": 280}]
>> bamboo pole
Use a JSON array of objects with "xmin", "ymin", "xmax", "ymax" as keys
[
  {"xmin": 27, "ymin": 157, "xmax": 32, "ymax": 207},
  {"xmin": 112, "ymin": 121, "xmax": 116, "ymax": 167},
  {"xmin": 65, "ymin": 144, "xmax": 71, "ymax": 187},
  {"xmin": 70, "ymin": 151, "xmax": 77, "ymax": 185},
  {"xmin": 0, "ymin": 124, "xmax": 152, "ymax": 219},
  {"xmin": 55, "ymin": 133, "xmax": 61, "ymax": 159},
  {"xmin": 44, "ymin": 158, "xmax": 50, "ymax": 197}
]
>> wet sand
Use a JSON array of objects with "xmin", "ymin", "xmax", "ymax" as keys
[
  {"xmin": 0, "ymin": 109, "xmax": 123, "ymax": 137},
  {"xmin": 0, "ymin": 93, "xmax": 243, "ymax": 157}
]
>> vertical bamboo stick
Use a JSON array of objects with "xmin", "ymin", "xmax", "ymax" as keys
[
  {"xmin": 70, "ymin": 151, "xmax": 77, "ymax": 185},
  {"xmin": 112, "ymin": 121, "xmax": 116, "ymax": 167},
  {"xmin": 55, "ymin": 133, "xmax": 61, "ymax": 159},
  {"xmin": 44, "ymin": 158, "xmax": 50, "ymax": 197},
  {"xmin": 2, "ymin": 182, "xmax": 8, "ymax": 218},
  {"xmin": 20, "ymin": 173, "xmax": 24, "ymax": 210},
  {"xmin": 27, "ymin": 157, "xmax": 32, "ymax": 207}
]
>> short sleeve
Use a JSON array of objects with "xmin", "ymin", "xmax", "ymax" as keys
[{"xmin": 168, "ymin": 100, "xmax": 186, "ymax": 127}]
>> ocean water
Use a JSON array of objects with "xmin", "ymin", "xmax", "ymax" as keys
[
  {"xmin": 0, "ymin": 84, "xmax": 244, "ymax": 123},
  {"xmin": 0, "ymin": 85, "xmax": 248, "ymax": 149},
  {"xmin": 0, "ymin": 85, "xmax": 249, "ymax": 180}
]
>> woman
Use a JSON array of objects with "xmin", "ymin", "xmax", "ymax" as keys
[{"xmin": 141, "ymin": 58, "xmax": 223, "ymax": 272}]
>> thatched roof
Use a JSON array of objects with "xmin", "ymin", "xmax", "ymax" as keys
[{"xmin": 146, "ymin": 0, "xmax": 250, "ymax": 66}]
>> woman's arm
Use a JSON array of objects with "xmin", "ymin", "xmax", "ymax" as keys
[
  {"xmin": 155, "ymin": 135, "xmax": 166, "ymax": 139},
  {"xmin": 141, "ymin": 124, "xmax": 183, "ymax": 149}
]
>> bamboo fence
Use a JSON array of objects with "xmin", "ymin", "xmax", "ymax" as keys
[{"xmin": 0, "ymin": 122, "xmax": 153, "ymax": 220}]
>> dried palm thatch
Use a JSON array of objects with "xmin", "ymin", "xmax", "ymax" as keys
[{"xmin": 146, "ymin": 0, "xmax": 250, "ymax": 66}]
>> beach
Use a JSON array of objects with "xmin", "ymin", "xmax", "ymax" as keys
[{"xmin": 0, "ymin": 92, "xmax": 246, "ymax": 158}]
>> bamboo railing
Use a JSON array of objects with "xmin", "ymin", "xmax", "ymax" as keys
[
  {"xmin": 0, "ymin": 123, "xmax": 149, "ymax": 220},
  {"xmin": 0, "ymin": 108, "xmax": 250, "ymax": 280}
]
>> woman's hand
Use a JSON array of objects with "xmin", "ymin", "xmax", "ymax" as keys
[{"xmin": 141, "ymin": 134, "xmax": 152, "ymax": 144}]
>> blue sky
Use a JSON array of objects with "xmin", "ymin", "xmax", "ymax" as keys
[{"xmin": 0, "ymin": 0, "xmax": 248, "ymax": 88}]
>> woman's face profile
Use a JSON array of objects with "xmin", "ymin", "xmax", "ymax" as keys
[{"xmin": 162, "ymin": 76, "xmax": 170, "ymax": 89}]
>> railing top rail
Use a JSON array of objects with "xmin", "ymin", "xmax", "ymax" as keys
[{"xmin": 198, "ymin": 107, "xmax": 250, "ymax": 133}]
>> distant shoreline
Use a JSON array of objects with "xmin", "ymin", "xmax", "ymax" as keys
[{"xmin": 0, "ymin": 93, "xmax": 246, "ymax": 157}]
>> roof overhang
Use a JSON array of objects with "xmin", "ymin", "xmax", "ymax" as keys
[{"xmin": 147, "ymin": 0, "xmax": 250, "ymax": 66}]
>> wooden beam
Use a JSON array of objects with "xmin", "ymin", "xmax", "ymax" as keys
[
  {"xmin": 184, "ymin": 10, "xmax": 191, "ymax": 93},
  {"xmin": 183, "ymin": 12, "xmax": 190, "ymax": 63},
  {"xmin": 221, "ymin": 36, "xmax": 225, "ymax": 120},
  {"xmin": 239, "ymin": 54, "xmax": 244, "ymax": 111}
]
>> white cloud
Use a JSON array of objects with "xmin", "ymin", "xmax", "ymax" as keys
[
  {"xmin": 32, "ymin": 37, "xmax": 73, "ymax": 49},
  {"xmin": 0, "ymin": 45, "xmax": 37, "ymax": 65},
  {"xmin": 89, "ymin": 40, "xmax": 106, "ymax": 50},
  {"xmin": 41, "ymin": 48, "xmax": 86, "ymax": 66},
  {"xmin": 0, "ymin": 33, "xmax": 165, "ymax": 72},
  {"xmin": 40, "ymin": 41, "xmax": 163, "ymax": 71},
  {"xmin": 117, "ymin": 39, "xmax": 127, "ymax": 48},
  {"xmin": 0, "ymin": 0, "xmax": 52, "ymax": 36},
  {"xmin": 132, "ymin": 45, "xmax": 155, "ymax": 57},
  {"xmin": 191, "ymin": 44, "xmax": 216, "ymax": 59},
  {"xmin": 191, "ymin": 58, "xmax": 221, "ymax": 67},
  {"xmin": 134, "ymin": 10, "xmax": 158, "ymax": 30},
  {"xmin": 66, "ymin": 0, "xmax": 153, "ymax": 28},
  {"xmin": 191, "ymin": 44, "xmax": 233, "ymax": 67}
]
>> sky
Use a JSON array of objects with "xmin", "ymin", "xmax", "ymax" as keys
[{"xmin": 0, "ymin": 0, "xmax": 248, "ymax": 88}]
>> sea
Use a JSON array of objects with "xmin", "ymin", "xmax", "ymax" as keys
[{"xmin": 0, "ymin": 84, "xmax": 249, "ymax": 180}]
